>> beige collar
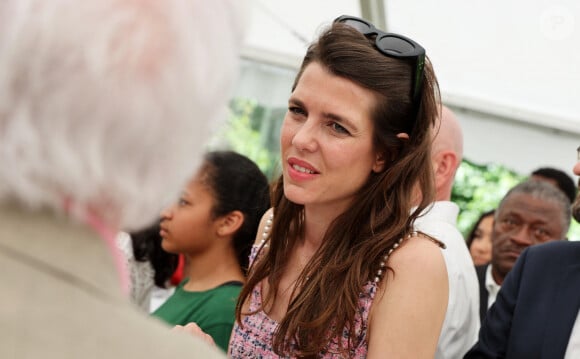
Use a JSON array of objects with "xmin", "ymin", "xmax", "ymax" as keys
[{"xmin": 0, "ymin": 204, "xmax": 124, "ymax": 301}]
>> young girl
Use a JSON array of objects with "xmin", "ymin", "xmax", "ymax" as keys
[
  {"xmin": 152, "ymin": 150, "xmax": 270, "ymax": 352},
  {"xmin": 228, "ymin": 16, "xmax": 449, "ymax": 358}
]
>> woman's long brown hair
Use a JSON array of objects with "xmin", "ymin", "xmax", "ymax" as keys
[{"xmin": 235, "ymin": 22, "xmax": 440, "ymax": 357}]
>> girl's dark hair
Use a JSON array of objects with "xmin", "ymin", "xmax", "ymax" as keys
[
  {"xmin": 465, "ymin": 209, "xmax": 495, "ymax": 249},
  {"xmin": 130, "ymin": 222, "xmax": 178, "ymax": 288},
  {"xmin": 201, "ymin": 150, "xmax": 271, "ymax": 275},
  {"xmin": 237, "ymin": 22, "xmax": 440, "ymax": 357}
]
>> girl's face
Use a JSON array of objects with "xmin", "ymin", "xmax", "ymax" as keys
[
  {"xmin": 469, "ymin": 215, "xmax": 494, "ymax": 266},
  {"xmin": 280, "ymin": 62, "xmax": 384, "ymax": 214},
  {"xmin": 159, "ymin": 174, "xmax": 218, "ymax": 255}
]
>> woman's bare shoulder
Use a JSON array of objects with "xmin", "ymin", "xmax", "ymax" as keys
[{"xmin": 388, "ymin": 232, "xmax": 446, "ymax": 270}]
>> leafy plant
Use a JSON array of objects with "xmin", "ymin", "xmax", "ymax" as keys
[
  {"xmin": 210, "ymin": 98, "xmax": 281, "ymax": 181},
  {"xmin": 452, "ymin": 159, "xmax": 525, "ymax": 236}
]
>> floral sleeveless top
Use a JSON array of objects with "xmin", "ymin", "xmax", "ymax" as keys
[{"xmin": 228, "ymin": 245, "xmax": 379, "ymax": 358}]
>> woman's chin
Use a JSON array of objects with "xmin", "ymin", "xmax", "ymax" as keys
[{"xmin": 283, "ymin": 185, "xmax": 309, "ymax": 205}]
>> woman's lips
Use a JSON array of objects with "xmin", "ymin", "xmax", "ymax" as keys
[{"xmin": 287, "ymin": 157, "xmax": 319, "ymax": 181}]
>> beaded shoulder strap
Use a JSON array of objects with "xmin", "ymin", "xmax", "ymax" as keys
[
  {"xmin": 374, "ymin": 230, "xmax": 446, "ymax": 283},
  {"xmin": 374, "ymin": 231, "xmax": 417, "ymax": 283},
  {"xmin": 258, "ymin": 212, "xmax": 273, "ymax": 248}
]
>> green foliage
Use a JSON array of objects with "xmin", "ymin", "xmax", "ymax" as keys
[
  {"xmin": 452, "ymin": 159, "xmax": 525, "ymax": 236},
  {"xmin": 570, "ymin": 218, "xmax": 580, "ymax": 241},
  {"xmin": 211, "ymin": 98, "xmax": 281, "ymax": 181}
]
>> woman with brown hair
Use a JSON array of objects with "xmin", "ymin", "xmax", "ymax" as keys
[{"xmin": 228, "ymin": 16, "xmax": 448, "ymax": 358}]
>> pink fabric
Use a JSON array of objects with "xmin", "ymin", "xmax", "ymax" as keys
[
  {"xmin": 84, "ymin": 210, "xmax": 130, "ymax": 297},
  {"xmin": 228, "ymin": 245, "xmax": 378, "ymax": 358},
  {"xmin": 63, "ymin": 198, "xmax": 129, "ymax": 297}
]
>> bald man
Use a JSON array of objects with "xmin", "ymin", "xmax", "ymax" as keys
[
  {"xmin": 431, "ymin": 105, "xmax": 464, "ymax": 201},
  {"xmin": 414, "ymin": 105, "xmax": 480, "ymax": 359}
]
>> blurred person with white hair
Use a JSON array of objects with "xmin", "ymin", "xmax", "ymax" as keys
[{"xmin": 0, "ymin": 0, "xmax": 243, "ymax": 357}]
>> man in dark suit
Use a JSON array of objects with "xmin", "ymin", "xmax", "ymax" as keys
[
  {"xmin": 475, "ymin": 180, "xmax": 571, "ymax": 323},
  {"xmin": 475, "ymin": 262, "xmax": 490, "ymax": 323},
  {"xmin": 465, "ymin": 149, "xmax": 580, "ymax": 358}
]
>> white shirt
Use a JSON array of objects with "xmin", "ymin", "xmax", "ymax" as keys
[
  {"xmin": 485, "ymin": 264, "xmax": 502, "ymax": 309},
  {"xmin": 414, "ymin": 201, "xmax": 481, "ymax": 359},
  {"xmin": 565, "ymin": 309, "xmax": 580, "ymax": 358},
  {"xmin": 116, "ymin": 232, "xmax": 155, "ymax": 311},
  {"xmin": 116, "ymin": 232, "xmax": 175, "ymax": 312}
]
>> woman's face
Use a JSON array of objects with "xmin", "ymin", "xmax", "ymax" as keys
[
  {"xmin": 469, "ymin": 214, "xmax": 494, "ymax": 266},
  {"xmin": 280, "ymin": 62, "xmax": 385, "ymax": 214}
]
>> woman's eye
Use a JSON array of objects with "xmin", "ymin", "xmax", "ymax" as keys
[
  {"xmin": 178, "ymin": 198, "xmax": 189, "ymax": 206},
  {"xmin": 330, "ymin": 122, "xmax": 350, "ymax": 135}
]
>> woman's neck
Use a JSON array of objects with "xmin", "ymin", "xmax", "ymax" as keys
[{"xmin": 301, "ymin": 204, "xmax": 344, "ymax": 249}]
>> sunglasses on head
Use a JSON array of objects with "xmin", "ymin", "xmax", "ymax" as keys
[{"xmin": 334, "ymin": 15, "xmax": 426, "ymax": 132}]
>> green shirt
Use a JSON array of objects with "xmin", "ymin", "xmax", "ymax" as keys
[{"xmin": 152, "ymin": 280, "xmax": 242, "ymax": 352}]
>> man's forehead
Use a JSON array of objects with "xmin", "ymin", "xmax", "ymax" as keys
[{"xmin": 499, "ymin": 193, "xmax": 562, "ymax": 219}]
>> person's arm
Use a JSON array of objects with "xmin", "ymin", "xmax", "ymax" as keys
[
  {"xmin": 464, "ymin": 247, "xmax": 529, "ymax": 358},
  {"xmin": 367, "ymin": 234, "xmax": 448, "ymax": 358},
  {"xmin": 172, "ymin": 323, "xmax": 216, "ymax": 347},
  {"xmin": 203, "ymin": 323, "xmax": 236, "ymax": 353}
]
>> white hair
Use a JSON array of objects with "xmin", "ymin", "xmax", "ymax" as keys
[{"xmin": 0, "ymin": 0, "xmax": 245, "ymax": 230}]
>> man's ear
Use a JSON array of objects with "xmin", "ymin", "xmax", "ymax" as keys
[
  {"xmin": 216, "ymin": 210, "xmax": 244, "ymax": 237},
  {"xmin": 435, "ymin": 151, "xmax": 458, "ymax": 179}
]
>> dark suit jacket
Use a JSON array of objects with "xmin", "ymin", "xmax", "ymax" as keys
[
  {"xmin": 465, "ymin": 241, "xmax": 580, "ymax": 359},
  {"xmin": 475, "ymin": 264, "xmax": 490, "ymax": 324}
]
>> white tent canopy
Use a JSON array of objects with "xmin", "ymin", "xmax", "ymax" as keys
[{"xmin": 238, "ymin": 0, "xmax": 580, "ymax": 178}]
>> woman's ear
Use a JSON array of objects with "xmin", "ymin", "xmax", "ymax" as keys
[
  {"xmin": 372, "ymin": 152, "xmax": 386, "ymax": 173},
  {"xmin": 216, "ymin": 210, "xmax": 244, "ymax": 237},
  {"xmin": 373, "ymin": 133, "xmax": 410, "ymax": 173},
  {"xmin": 396, "ymin": 132, "xmax": 409, "ymax": 140}
]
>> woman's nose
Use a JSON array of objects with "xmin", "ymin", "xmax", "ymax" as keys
[{"xmin": 291, "ymin": 120, "xmax": 318, "ymax": 152}]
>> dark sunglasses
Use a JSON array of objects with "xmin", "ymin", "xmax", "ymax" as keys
[{"xmin": 334, "ymin": 15, "xmax": 425, "ymax": 131}]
